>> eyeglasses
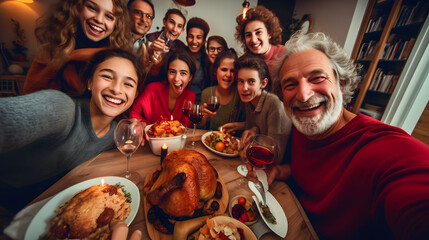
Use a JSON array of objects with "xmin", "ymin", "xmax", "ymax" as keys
[
  {"xmin": 208, "ymin": 47, "xmax": 224, "ymax": 52},
  {"xmin": 132, "ymin": 10, "xmax": 154, "ymax": 20}
]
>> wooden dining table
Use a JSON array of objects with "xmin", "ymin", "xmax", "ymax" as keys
[{"xmin": 32, "ymin": 129, "xmax": 319, "ymax": 240}]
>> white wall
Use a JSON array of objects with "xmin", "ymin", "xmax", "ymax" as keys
[
  {"xmin": 293, "ymin": 0, "xmax": 361, "ymax": 54},
  {"xmin": 150, "ymin": 0, "xmax": 258, "ymax": 56}
]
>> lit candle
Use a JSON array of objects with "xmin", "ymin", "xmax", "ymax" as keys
[
  {"xmin": 170, "ymin": 115, "xmax": 173, "ymax": 121},
  {"xmin": 101, "ymin": 178, "xmax": 105, "ymax": 187},
  {"xmin": 220, "ymin": 127, "xmax": 223, "ymax": 133},
  {"xmin": 161, "ymin": 144, "xmax": 168, "ymax": 165}
]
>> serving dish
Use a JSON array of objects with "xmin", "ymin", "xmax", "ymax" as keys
[
  {"xmin": 25, "ymin": 176, "xmax": 140, "ymax": 240},
  {"xmin": 143, "ymin": 167, "xmax": 229, "ymax": 240},
  {"xmin": 145, "ymin": 123, "xmax": 187, "ymax": 155},
  {"xmin": 249, "ymin": 180, "xmax": 288, "ymax": 238},
  {"xmin": 228, "ymin": 195, "xmax": 259, "ymax": 226},
  {"xmin": 192, "ymin": 215, "xmax": 257, "ymax": 240},
  {"xmin": 201, "ymin": 131, "xmax": 240, "ymax": 157}
]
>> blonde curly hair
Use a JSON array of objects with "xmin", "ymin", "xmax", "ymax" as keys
[
  {"xmin": 235, "ymin": 5, "xmax": 283, "ymax": 52},
  {"xmin": 35, "ymin": 0, "xmax": 132, "ymax": 68}
]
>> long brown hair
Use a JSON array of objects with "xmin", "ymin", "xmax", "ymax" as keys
[{"xmin": 35, "ymin": 0, "xmax": 132, "ymax": 68}]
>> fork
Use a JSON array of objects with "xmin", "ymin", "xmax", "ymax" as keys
[{"xmin": 254, "ymin": 180, "xmax": 267, "ymax": 206}]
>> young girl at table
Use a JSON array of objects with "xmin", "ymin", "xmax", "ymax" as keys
[
  {"xmin": 0, "ymin": 49, "xmax": 142, "ymax": 213},
  {"xmin": 199, "ymin": 48, "xmax": 245, "ymax": 131},
  {"xmin": 221, "ymin": 56, "xmax": 291, "ymax": 162},
  {"xmin": 129, "ymin": 49, "xmax": 196, "ymax": 127},
  {"xmin": 235, "ymin": 5, "xmax": 285, "ymax": 99},
  {"xmin": 24, "ymin": 0, "xmax": 132, "ymax": 96}
]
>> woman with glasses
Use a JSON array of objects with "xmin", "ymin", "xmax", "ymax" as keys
[
  {"xmin": 205, "ymin": 35, "xmax": 228, "ymax": 84},
  {"xmin": 24, "ymin": 0, "xmax": 132, "ymax": 97}
]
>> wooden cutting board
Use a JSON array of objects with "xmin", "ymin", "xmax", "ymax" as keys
[{"xmin": 143, "ymin": 167, "xmax": 229, "ymax": 240}]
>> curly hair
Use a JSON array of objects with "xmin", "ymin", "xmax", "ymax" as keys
[
  {"xmin": 274, "ymin": 32, "xmax": 361, "ymax": 105},
  {"xmin": 235, "ymin": 5, "xmax": 283, "ymax": 52},
  {"xmin": 186, "ymin": 17, "xmax": 210, "ymax": 40},
  {"xmin": 237, "ymin": 55, "xmax": 271, "ymax": 91},
  {"xmin": 35, "ymin": 0, "xmax": 132, "ymax": 68}
]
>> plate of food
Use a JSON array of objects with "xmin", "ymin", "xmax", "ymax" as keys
[
  {"xmin": 145, "ymin": 120, "xmax": 187, "ymax": 155},
  {"xmin": 25, "ymin": 176, "xmax": 139, "ymax": 240},
  {"xmin": 192, "ymin": 215, "xmax": 257, "ymax": 240},
  {"xmin": 143, "ymin": 150, "xmax": 229, "ymax": 240},
  {"xmin": 202, "ymin": 131, "xmax": 240, "ymax": 157}
]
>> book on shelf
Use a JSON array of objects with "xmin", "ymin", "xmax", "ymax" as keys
[{"xmin": 399, "ymin": 38, "xmax": 416, "ymax": 60}]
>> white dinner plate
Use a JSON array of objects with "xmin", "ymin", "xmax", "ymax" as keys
[
  {"xmin": 201, "ymin": 131, "xmax": 239, "ymax": 157},
  {"xmin": 24, "ymin": 176, "xmax": 140, "ymax": 240},
  {"xmin": 191, "ymin": 215, "xmax": 257, "ymax": 240},
  {"xmin": 249, "ymin": 182, "xmax": 288, "ymax": 238}
]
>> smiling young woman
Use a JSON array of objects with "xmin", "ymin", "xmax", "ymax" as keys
[
  {"xmin": 0, "ymin": 49, "xmax": 142, "ymax": 213},
  {"xmin": 24, "ymin": 0, "xmax": 132, "ymax": 96}
]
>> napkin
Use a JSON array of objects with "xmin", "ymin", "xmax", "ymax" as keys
[{"xmin": 4, "ymin": 197, "xmax": 51, "ymax": 240}]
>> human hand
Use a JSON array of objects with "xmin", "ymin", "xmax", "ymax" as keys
[
  {"xmin": 246, "ymin": 164, "xmax": 278, "ymax": 185},
  {"xmin": 239, "ymin": 127, "xmax": 258, "ymax": 150},
  {"xmin": 111, "ymin": 222, "xmax": 142, "ymax": 240},
  {"xmin": 202, "ymin": 103, "xmax": 216, "ymax": 117},
  {"xmin": 219, "ymin": 122, "xmax": 237, "ymax": 134}
]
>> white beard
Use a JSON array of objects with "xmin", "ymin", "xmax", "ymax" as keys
[{"xmin": 286, "ymin": 89, "xmax": 343, "ymax": 136}]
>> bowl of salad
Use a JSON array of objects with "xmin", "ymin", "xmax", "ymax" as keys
[
  {"xmin": 145, "ymin": 120, "xmax": 187, "ymax": 155},
  {"xmin": 202, "ymin": 131, "xmax": 240, "ymax": 157}
]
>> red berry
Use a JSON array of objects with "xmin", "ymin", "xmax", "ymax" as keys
[
  {"xmin": 237, "ymin": 197, "xmax": 246, "ymax": 206},
  {"xmin": 240, "ymin": 213, "xmax": 249, "ymax": 222}
]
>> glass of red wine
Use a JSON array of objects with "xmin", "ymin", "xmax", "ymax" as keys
[
  {"xmin": 182, "ymin": 100, "xmax": 192, "ymax": 118},
  {"xmin": 188, "ymin": 103, "xmax": 204, "ymax": 147},
  {"xmin": 206, "ymin": 95, "xmax": 220, "ymax": 112},
  {"xmin": 237, "ymin": 134, "xmax": 278, "ymax": 177}
]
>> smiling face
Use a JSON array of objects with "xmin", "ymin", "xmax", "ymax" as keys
[
  {"xmin": 163, "ymin": 13, "xmax": 185, "ymax": 41},
  {"xmin": 130, "ymin": 0, "xmax": 154, "ymax": 39},
  {"xmin": 207, "ymin": 40, "xmax": 224, "ymax": 64},
  {"xmin": 244, "ymin": 20, "xmax": 271, "ymax": 55},
  {"xmin": 79, "ymin": 0, "xmax": 116, "ymax": 42},
  {"xmin": 88, "ymin": 56, "xmax": 138, "ymax": 118},
  {"xmin": 186, "ymin": 27, "xmax": 205, "ymax": 55},
  {"xmin": 237, "ymin": 68, "xmax": 267, "ymax": 107},
  {"xmin": 167, "ymin": 59, "xmax": 193, "ymax": 97},
  {"xmin": 280, "ymin": 49, "xmax": 344, "ymax": 137},
  {"xmin": 216, "ymin": 58, "xmax": 235, "ymax": 90}
]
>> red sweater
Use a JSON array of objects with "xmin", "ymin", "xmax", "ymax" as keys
[
  {"xmin": 290, "ymin": 114, "xmax": 429, "ymax": 239},
  {"xmin": 129, "ymin": 82, "xmax": 195, "ymax": 127}
]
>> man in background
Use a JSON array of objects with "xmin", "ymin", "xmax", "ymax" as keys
[{"xmin": 128, "ymin": 0, "xmax": 155, "ymax": 54}]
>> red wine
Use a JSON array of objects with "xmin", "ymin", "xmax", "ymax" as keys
[
  {"xmin": 189, "ymin": 113, "xmax": 203, "ymax": 124},
  {"xmin": 206, "ymin": 103, "xmax": 220, "ymax": 112},
  {"xmin": 119, "ymin": 144, "xmax": 137, "ymax": 156},
  {"xmin": 247, "ymin": 146, "xmax": 274, "ymax": 168},
  {"xmin": 182, "ymin": 108, "xmax": 190, "ymax": 117}
]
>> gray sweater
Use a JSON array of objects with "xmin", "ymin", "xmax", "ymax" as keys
[
  {"xmin": 244, "ymin": 90, "xmax": 292, "ymax": 163},
  {"xmin": 0, "ymin": 90, "xmax": 116, "ymax": 189}
]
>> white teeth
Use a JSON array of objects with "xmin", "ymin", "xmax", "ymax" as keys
[
  {"xmin": 298, "ymin": 104, "xmax": 321, "ymax": 111},
  {"xmin": 90, "ymin": 24, "xmax": 103, "ymax": 32},
  {"xmin": 105, "ymin": 96, "xmax": 123, "ymax": 104}
]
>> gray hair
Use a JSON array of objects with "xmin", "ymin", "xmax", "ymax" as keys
[{"xmin": 273, "ymin": 31, "xmax": 361, "ymax": 105}]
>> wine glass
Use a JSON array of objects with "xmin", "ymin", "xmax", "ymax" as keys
[
  {"xmin": 206, "ymin": 95, "xmax": 219, "ymax": 112},
  {"xmin": 114, "ymin": 119, "xmax": 144, "ymax": 183},
  {"xmin": 158, "ymin": 31, "xmax": 171, "ymax": 53},
  {"xmin": 182, "ymin": 99, "xmax": 193, "ymax": 118},
  {"xmin": 188, "ymin": 103, "xmax": 204, "ymax": 147},
  {"xmin": 237, "ymin": 134, "xmax": 278, "ymax": 177}
]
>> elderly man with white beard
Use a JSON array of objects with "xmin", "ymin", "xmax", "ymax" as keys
[{"xmin": 246, "ymin": 32, "xmax": 429, "ymax": 240}]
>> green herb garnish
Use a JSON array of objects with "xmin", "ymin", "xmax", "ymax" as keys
[{"xmin": 115, "ymin": 183, "xmax": 132, "ymax": 203}]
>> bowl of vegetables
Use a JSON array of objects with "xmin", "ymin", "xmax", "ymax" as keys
[
  {"xmin": 228, "ymin": 195, "xmax": 259, "ymax": 225},
  {"xmin": 144, "ymin": 120, "xmax": 187, "ymax": 155},
  {"xmin": 202, "ymin": 131, "xmax": 240, "ymax": 157}
]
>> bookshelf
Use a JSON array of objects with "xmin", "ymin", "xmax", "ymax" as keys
[{"xmin": 350, "ymin": 0, "xmax": 428, "ymax": 119}]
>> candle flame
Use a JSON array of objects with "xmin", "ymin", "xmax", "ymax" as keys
[
  {"xmin": 220, "ymin": 127, "xmax": 223, "ymax": 133},
  {"xmin": 162, "ymin": 144, "xmax": 168, "ymax": 149},
  {"xmin": 101, "ymin": 178, "xmax": 105, "ymax": 186},
  {"xmin": 171, "ymin": 115, "xmax": 173, "ymax": 121}
]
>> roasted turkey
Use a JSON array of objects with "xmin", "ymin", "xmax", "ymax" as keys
[{"xmin": 146, "ymin": 150, "xmax": 218, "ymax": 217}]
